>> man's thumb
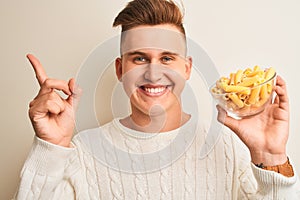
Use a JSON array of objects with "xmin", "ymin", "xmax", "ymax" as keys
[
  {"xmin": 68, "ymin": 78, "xmax": 83, "ymax": 111},
  {"xmin": 216, "ymin": 105, "xmax": 238, "ymax": 132}
]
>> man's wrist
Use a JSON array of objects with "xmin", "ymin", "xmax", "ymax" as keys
[{"xmin": 250, "ymin": 151, "xmax": 287, "ymax": 166}]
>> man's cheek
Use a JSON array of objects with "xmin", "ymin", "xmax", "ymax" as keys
[
  {"xmin": 121, "ymin": 66, "xmax": 147, "ymax": 97},
  {"xmin": 163, "ymin": 68, "xmax": 186, "ymax": 95},
  {"xmin": 172, "ymin": 79, "xmax": 186, "ymax": 97}
]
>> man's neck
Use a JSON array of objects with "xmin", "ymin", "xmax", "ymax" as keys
[{"xmin": 120, "ymin": 109, "xmax": 190, "ymax": 133}]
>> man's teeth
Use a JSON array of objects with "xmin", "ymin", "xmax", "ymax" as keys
[{"xmin": 144, "ymin": 87, "xmax": 166, "ymax": 94}]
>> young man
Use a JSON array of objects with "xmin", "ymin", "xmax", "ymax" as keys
[{"xmin": 15, "ymin": 0, "xmax": 300, "ymax": 199}]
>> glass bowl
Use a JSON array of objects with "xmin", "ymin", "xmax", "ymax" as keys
[{"xmin": 210, "ymin": 69, "xmax": 276, "ymax": 118}]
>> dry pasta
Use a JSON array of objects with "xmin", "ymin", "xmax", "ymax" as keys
[{"xmin": 211, "ymin": 66, "xmax": 276, "ymax": 116}]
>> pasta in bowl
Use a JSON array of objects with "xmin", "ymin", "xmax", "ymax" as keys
[{"xmin": 210, "ymin": 66, "xmax": 276, "ymax": 118}]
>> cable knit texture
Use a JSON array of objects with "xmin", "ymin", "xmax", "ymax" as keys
[{"xmin": 15, "ymin": 118, "xmax": 300, "ymax": 199}]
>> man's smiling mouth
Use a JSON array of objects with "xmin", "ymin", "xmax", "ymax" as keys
[{"xmin": 139, "ymin": 84, "xmax": 172, "ymax": 96}]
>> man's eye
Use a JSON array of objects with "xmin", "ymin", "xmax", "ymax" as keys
[
  {"xmin": 161, "ymin": 56, "xmax": 173, "ymax": 63},
  {"xmin": 133, "ymin": 57, "xmax": 147, "ymax": 63}
]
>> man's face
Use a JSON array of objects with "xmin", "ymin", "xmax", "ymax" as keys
[{"xmin": 115, "ymin": 24, "xmax": 192, "ymax": 117}]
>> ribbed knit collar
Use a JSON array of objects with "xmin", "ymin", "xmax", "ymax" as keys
[{"xmin": 113, "ymin": 115, "xmax": 194, "ymax": 140}]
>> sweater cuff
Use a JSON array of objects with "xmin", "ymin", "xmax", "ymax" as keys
[
  {"xmin": 251, "ymin": 162, "xmax": 297, "ymax": 187},
  {"xmin": 22, "ymin": 136, "xmax": 76, "ymax": 176}
]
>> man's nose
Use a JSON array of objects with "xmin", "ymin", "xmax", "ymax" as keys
[{"xmin": 144, "ymin": 63, "xmax": 163, "ymax": 83}]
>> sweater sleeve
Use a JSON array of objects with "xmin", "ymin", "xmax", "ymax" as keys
[
  {"xmin": 233, "ymin": 136, "xmax": 300, "ymax": 199},
  {"xmin": 14, "ymin": 136, "xmax": 83, "ymax": 200}
]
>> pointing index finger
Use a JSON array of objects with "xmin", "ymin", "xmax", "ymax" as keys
[{"xmin": 27, "ymin": 54, "xmax": 48, "ymax": 86}]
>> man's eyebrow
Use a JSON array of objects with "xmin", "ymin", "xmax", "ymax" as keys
[
  {"xmin": 124, "ymin": 50, "xmax": 180, "ymax": 57},
  {"xmin": 126, "ymin": 51, "xmax": 147, "ymax": 56},
  {"xmin": 160, "ymin": 51, "xmax": 179, "ymax": 56}
]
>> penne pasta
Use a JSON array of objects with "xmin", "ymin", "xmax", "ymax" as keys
[
  {"xmin": 211, "ymin": 87, "xmax": 222, "ymax": 95},
  {"xmin": 246, "ymin": 65, "xmax": 261, "ymax": 77},
  {"xmin": 234, "ymin": 69, "xmax": 243, "ymax": 85},
  {"xmin": 229, "ymin": 73, "xmax": 235, "ymax": 85},
  {"xmin": 223, "ymin": 85, "xmax": 250, "ymax": 93},
  {"xmin": 237, "ymin": 104, "xmax": 251, "ymax": 113},
  {"xmin": 220, "ymin": 77, "xmax": 230, "ymax": 85},
  {"xmin": 253, "ymin": 65, "xmax": 261, "ymax": 72},
  {"xmin": 227, "ymin": 101, "xmax": 238, "ymax": 110},
  {"xmin": 267, "ymin": 83, "xmax": 273, "ymax": 93},
  {"xmin": 216, "ymin": 81, "xmax": 228, "ymax": 91},
  {"xmin": 238, "ymin": 75, "xmax": 261, "ymax": 87},
  {"xmin": 211, "ymin": 65, "xmax": 277, "ymax": 117},
  {"xmin": 247, "ymin": 86, "xmax": 261, "ymax": 105},
  {"xmin": 243, "ymin": 68, "xmax": 252, "ymax": 75},
  {"xmin": 252, "ymin": 97, "xmax": 270, "ymax": 108},
  {"xmin": 222, "ymin": 94, "xmax": 230, "ymax": 101},
  {"xmin": 259, "ymin": 84, "xmax": 268, "ymax": 99},
  {"xmin": 265, "ymin": 67, "xmax": 276, "ymax": 80},
  {"xmin": 238, "ymin": 93, "xmax": 249, "ymax": 101},
  {"xmin": 228, "ymin": 93, "xmax": 244, "ymax": 108}
]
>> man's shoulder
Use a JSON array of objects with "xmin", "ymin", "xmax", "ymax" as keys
[{"xmin": 73, "ymin": 119, "xmax": 117, "ymax": 143}]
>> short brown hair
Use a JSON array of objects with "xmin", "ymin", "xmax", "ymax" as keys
[{"xmin": 113, "ymin": 0, "xmax": 185, "ymax": 35}]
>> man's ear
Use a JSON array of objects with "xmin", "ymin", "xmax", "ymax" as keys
[
  {"xmin": 115, "ymin": 57, "xmax": 123, "ymax": 81},
  {"xmin": 185, "ymin": 56, "xmax": 192, "ymax": 80}
]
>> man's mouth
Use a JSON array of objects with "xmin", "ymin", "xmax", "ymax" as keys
[{"xmin": 139, "ymin": 84, "xmax": 171, "ymax": 96}]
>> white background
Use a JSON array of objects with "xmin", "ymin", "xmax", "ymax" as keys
[{"xmin": 1, "ymin": 0, "xmax": 299, "ymax": 199}]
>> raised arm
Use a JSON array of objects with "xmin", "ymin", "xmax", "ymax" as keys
[
  {"xmin": 14, "ymin": 55, "xmax": 84, "ymax": 199},
  {"xmin": 27, "ymin": 54, "xmax": 82, "ymax": 147},
  {"xmin": 217, "ymin": 75, "xmax": 290, "ymax": 167},
  {"xmin": 217, "ymin": 75, "xmax": 300, "ymax": 198}
]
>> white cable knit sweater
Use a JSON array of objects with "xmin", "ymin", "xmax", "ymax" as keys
[{"xmin": 15, "ymin": 118, "xmax": 300, "ymax": 199}]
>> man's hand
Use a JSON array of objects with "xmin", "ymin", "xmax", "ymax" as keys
[
  {"xmin": 27, "ymin": 54, "xmax": 82, "ymax": 147},
  {"xmin": 217, "ymin": 76, "xmax": 289, "ymax": 166}
]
